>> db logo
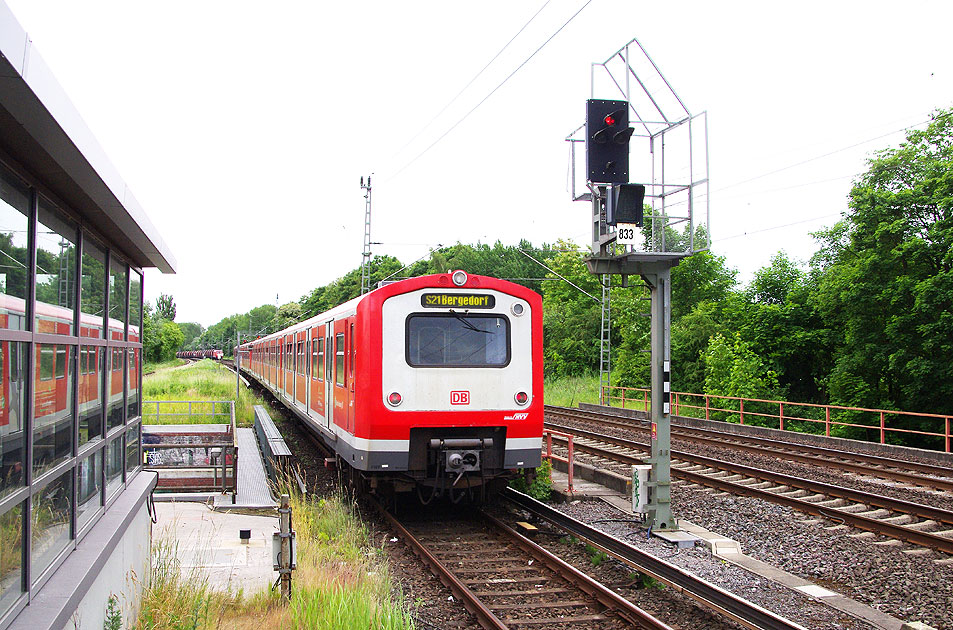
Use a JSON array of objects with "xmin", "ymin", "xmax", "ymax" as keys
[{"xmin": 450, "ymin": 391, "xmax": 470, "ymax": 405}]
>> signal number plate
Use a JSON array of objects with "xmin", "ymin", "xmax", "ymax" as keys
[{"xmin": 616, "ymin": 223, "xmax": 638, "ymax": 245}]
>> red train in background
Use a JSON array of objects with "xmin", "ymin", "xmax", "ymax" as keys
[
  {"xmin": 176, "ymin": 349, "xmax": 224, "ymax": 360},
  {"xmin": 237, "ymin": 271, "xmax": 544, "ymax": 502}
]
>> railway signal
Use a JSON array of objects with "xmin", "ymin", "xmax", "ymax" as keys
[
  {"xmin": 586, "ymin": 99, "xmax": 634, "ymax": 184},
  {"xmin": 605, "ymin": 183, "xmax": 645, "ymax": 227}
]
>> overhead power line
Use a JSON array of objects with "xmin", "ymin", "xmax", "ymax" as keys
[
  {"xmin": 386, "ymin": 0, "xmax": 594, "ymax": 182},
  {"xmin": 390, "ymin": 0, "xmax": 554, "ymax": 163}
]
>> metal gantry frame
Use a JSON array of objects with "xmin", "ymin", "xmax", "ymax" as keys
[{"xmin": 567, "ymin": 37, "xmax": 709, "ymax": 533}]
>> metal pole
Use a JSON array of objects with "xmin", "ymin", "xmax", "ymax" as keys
[
  {"xmin": 644, "ymin": 265, "xmax": 673, "ymax": 531},
  {"xmin": 279, "ymin": 493, "xmax": 292, "ymax": 599}
]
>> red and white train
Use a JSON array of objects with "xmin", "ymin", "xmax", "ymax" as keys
[
  {"xmin": 237, "ymin": 271, "xmax": 543, "ymax": 500},
  {"xmin": 177, "ymin": 349, "xmax": 224, "ymax": 360}
]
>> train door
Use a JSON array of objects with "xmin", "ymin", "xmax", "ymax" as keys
[
  {"xmin": 324, "ymin": 322, "xmax": 333, "ymax": 430},
  {"xmin": 295, "ymin": 331, "xmax": 306, "ymax": 408},
  {"xmin": 309, "ymin": 327, "xmax": 321, "ymax": 419},
  {"xmin": 305, "ymin": 329, "xmax": 312, "ymax": 413}
]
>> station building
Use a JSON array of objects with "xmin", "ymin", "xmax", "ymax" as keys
[{"xmin": 0, "ymin": 2, "xmax": 176, "ymax": 628}]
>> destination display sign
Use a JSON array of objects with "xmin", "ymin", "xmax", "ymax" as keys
[{"xmin": 420, "ymin": 293, "xmax": 496, "ymax": 309}]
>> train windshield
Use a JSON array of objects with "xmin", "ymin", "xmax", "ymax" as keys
[{"xmin": 406, "ymin": 313, "xmax": 510, "ymax": 367}]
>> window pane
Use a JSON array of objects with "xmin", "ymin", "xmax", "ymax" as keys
[
  {"xmin": 127, "ymin": 348, "xmax": 140, "ymax": 421},
  {"xmin": 0, "ymin": 342, "xmax": 26, "ymax": 499},
  {"xmin": 106, "ymin": 348, "xmax": 124, "ymax": 431},
  {"xmin": 0, "ymin": 501, "xmax": 24, "ymax": 614},
  {"xmin": 108, "ymin": 258, "xmax": 127, "ymax": 340},
  {"xmin": 106, "ymin": 437, "xmax": 123, "ymax": 496},
  {"xmin": 0, "ymin": 167, "xmax": 29, "ymax": 331},
  {"xmin": 33, "ymin": 344, "xmax": 74, "ymax": 475},
  {"xmin": 125, "ymin": 424, "xmax": 140, "ymax": 473},
  {"xmin": 31, "ymin": 472, "xmax": 72, "ymax": 582},
  {"xmin": 335, "ymin": 333, "xmax": 344, "ymax": 386},
  {"xmin": 128, "ymin": 271, "xmax": 142, "ymax": 341},
  {"xmin": 407, "ymin": 314, "xmax": 510, "ymax": 367},
  {"xmin": 80, "ymin": 239, "xmax": 105, "ymax": 339},
  {"xmin": 79, "ymin": 345, "xmax": 104, "ymax": 445},
  {"xmin": 76, "ymin": 450, "xmax": 102, "ymax": 531},
  {"xmin": 35, "ymin": 199, "xmax": 76, "ymax": 335}
]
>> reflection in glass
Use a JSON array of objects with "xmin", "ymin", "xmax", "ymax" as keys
[
  {"xmin": 127, "ymin": 348, "xmax": 139, "ymax": 421},
  {"xmin": 31, "ymin": 472, "xmax": 72, "ymax": 582},
  {"xmin": 129, "ymin": 271, "xmax": 142, "ymax": 340},
  {"xmin": 79, "ymin": 345, "xmax": 104, "ymax": 446},
  {"xmin": 0, "ymin": 502, "xmax": 24, "ymax": 614},
  {"xmin": 35, "ymin": 200, "xmax": 76, "ymax": 335},
  {"xmin": 77, "ymin": 450, "xmax": 102, "ymax": 531},
  {"xmin": 106, "ymin": 347, "xmax": 124, "ymax": 431},
  {"xmin": 0, "ymin": 167, "xmax": 30, "ymax": 331},
  {"xmin": 0, "ymin": 342, "xmax": 26, "ymax": 499},
  {"xmin": 106, "ymin": 437, "xmax": 123, "ymax": 496},
  {"xmin": 80, "ymin": 240, "xmax": 105, "ymax": 339},
  {"xmin": 125, "ymin": 424, "xmax": 140, "ymax": 474},
  {"xmin": 108, "ymin": 258, "xmax": 126, "ymax": 339},
  {"xmin": 33, "ymin": 344, "xmax": 74, "ymax": 476}
]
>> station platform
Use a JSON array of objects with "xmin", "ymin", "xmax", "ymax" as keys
[{"xmin": 155, "ymin": 502, "xmax": 276, "ymax": 595}]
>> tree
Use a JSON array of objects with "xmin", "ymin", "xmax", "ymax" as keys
[
  {"xmin": 177, "ymin": 322, "xmax": 204, "ymax": 347},
  {"xmin": 158, "ymin": 321, "xmax": 184, "ymax": 361},
  {"xmin": 155, "ymin": 293, "xmax": 176, "ymax": 321},
  {"xmin": 811, "ymin": 108, "xmax": 953, "ymax": 417}
]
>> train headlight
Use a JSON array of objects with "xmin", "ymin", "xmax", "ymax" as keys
[
  {"xmin": 387, "ymin": 392, "xmax": 402, "ymax": 407},
  {"xmin": 451, "ymin": 270, "xmax": 468, "ymax": 286},
  {"xmin": 514, "ymin": 391, "xmax": 528, "ymax": 405},
  {"xmin": 511, "ymin": 302, "xmax": 525, "ymax": 316}
]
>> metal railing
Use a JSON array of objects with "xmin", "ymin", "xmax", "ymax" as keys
[
  {"xmin": 142, "ymin": 399, "xmax": 235, "ymax": 424},
  {"xmin": 143, "ymin": 400, "xmax": 239, "ymax": 501},
  {"xmin": 601, "ymin": 385, "xmax": 953, "ymax": 453},
  {"xmin": 543, "ymin": 429, "xmax": 574, "ymax": 493}
]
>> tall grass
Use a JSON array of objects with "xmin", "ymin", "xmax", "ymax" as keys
[
  {"xmin": 544, "ymin": 374, "xmax": 601, "ymax": 408},
  {"xmin": 135, "ymin": 479, "xmax": 415, "ymax": 629},
  {"xmin": 143, "ymin": 360, "xmax": 273, "ymax": 427}
]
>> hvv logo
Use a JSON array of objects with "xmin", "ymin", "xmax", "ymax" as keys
[{"xmin": 450, "ymin": 391, "xmax": 470, "ymax": 405}]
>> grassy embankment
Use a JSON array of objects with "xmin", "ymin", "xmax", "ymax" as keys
[
  {"xmin": 543, "ymin": 374, "xmax": 603, "ymax": 408},
  {"xmin": 143, "ymin": 359, "xmax": 271, "ymax": 427},
  {"xmin": 138, "ymin": 487, "xmax": 414, "ymax": 629},
  {"xmin": 144, "ymin": 358, "xmax": 186, "ymax": 375},
  {"xmin": 138, "ymin": 360, "xmax": 415, "ymax": 629}
]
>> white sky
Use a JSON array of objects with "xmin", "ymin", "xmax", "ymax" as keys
[{"xmin": 7, "ymin": 0, "xmax": 952, "ymax": 326}]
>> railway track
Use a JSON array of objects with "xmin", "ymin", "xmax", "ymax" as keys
[
  {"xmin": 376, "ymin": 494, "xmax": 806, "ymax": 630},
  {"xmin": 375, "ymin": 499, "xmax": 672, "ymax": 630},
  {"xmin": 544, "ymin": 418, "xmax": 953, "ymax": 557},
  {"xmin": 545, "ymin": 405, "xmax": 953, "ymax": 493}
]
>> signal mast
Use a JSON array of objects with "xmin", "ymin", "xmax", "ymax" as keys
[{"xmin": 567, "ymin": 37, "xmax": 710, "ymax": 536}]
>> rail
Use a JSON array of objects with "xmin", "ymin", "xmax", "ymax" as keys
[
  {"xmin": 142, "ymin": 400, "xmax": 239, "ymax": 501},
  {"xmin": 542, "ymin": 429, "xmax": 574, "ymax": 494},
  {"xmin": 601, "ymin": 385, "xmax": 953, "ymax": 452},
  {"xmin": 504, "ymin": 488, "xmax": 805, "ymax": 630}
]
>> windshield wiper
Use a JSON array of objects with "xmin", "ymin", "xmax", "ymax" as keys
[{"xmin": 448, "ymin": 310, "xmax": 491, "ymax": 334}]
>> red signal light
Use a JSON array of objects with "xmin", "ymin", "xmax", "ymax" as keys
[{"xmin": 604, "ymin": 114, "xmax": 616, "ymax": 126}]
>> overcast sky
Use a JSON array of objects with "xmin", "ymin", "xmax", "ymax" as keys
[{"xmin": 7, "ymin": 0, "xmax": 952, "ymax": 326}]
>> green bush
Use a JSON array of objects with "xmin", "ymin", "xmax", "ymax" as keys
[{"xmin": 509, "ymin": 458, "xmax": 553, "ymax": 501}]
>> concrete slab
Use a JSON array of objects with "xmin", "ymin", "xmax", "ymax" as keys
[
  {"xmin": 155, "ymin": 502, "xmax": 277, "ymax": 595},
  {"xmin": 214, "ymin": 428, "xmax": 277, "ymax": 510}
]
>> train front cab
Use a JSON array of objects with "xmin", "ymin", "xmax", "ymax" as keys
[{"xmin": 351, "ymin": 273, "xmax": 544, "ymax": 495}]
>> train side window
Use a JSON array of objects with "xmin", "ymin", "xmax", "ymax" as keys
[
  {"xmin": 335, "ymin": 333, "xmax": 345, "ymax": 387},
  {"xmin": 40, "ymin": 345, "xmax": 55, "ymax": 380},
  {"xmin": 311, "ymin": 339, "xmax": 319, "ymax": 380},
  {"xmin": 316, "ymin": 338, "xmax": 324, "ymax": 382},
  {"xmin": 55, "ymin": 345, "xmax": 67, "ymax": 379},
  {"xmin": 297, "ymin": 341, "xmax": 305, "ymax": 376}
]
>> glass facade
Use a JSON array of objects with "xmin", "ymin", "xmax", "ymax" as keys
[{"xmin": 0, "ymin": 164, "xmax": 144, "ymax": 623}]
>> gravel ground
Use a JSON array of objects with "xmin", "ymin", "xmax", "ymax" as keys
[
  {"xmin": 554, "ymin": 412, "xmax": 953, "ymax": 629},
  {"xmin": 495, "ymin": 498, "xmax": 874, "ymax": 630}
]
